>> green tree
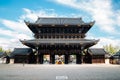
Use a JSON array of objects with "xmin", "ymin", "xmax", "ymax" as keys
[
  {"xmin": 103, "ymin": 44, "xmax": 119, "ymax": 55},
  {"xmin": 0, "ymin": 47, "xmax": 12, "ymax": 56},
  {"xmin": 0, "ymin": 47, "xmax": 4, "ymax": 52},
  {"xmin": 5, "ymin": 49, "xmax": 12, "ymax": 56}
]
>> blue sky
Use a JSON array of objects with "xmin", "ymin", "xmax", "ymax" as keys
[{"xmin": 0, "ymin": 0, "xmax": 120, "ymax": 50}]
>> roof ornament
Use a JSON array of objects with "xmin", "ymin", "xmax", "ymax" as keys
[
  {"xmin": 90, "ymin": 21, "xmax": 95, "ymax": 26},
  {"xmin": 79, "ymin": 17, "xmax": 82, "ymax": 20},
  {"xmin": 24, "ymin": 20, "xmax": 29, "ymax": 25}
]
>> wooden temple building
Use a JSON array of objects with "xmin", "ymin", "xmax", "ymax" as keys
[
  {"xmin": 110, "ymin": 50, "xmax": 120, "ymax": 64},
  {"xmin": 11, "ymin": 17, "xmax": 107, "ymax": 64}
]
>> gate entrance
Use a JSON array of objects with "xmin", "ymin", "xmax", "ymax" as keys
[
  {"xmin": 55, "ymin": 55, "xmax": 65, "ymax": 64},
  {"xmin": 69, "ymin": 55, "xmax": 76, "ymax": 64},
  {"xmin": 43, "ymin": 55, "xmax": 50, "ymax": 64}
]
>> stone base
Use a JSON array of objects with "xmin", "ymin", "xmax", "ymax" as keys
[
  {"xmin": 10, "ymin": 59, "xmax": 14, "ymax": 64},
  {"xmin": 105, "ymin": 59, "xmax": 110, "ymax": 64}
]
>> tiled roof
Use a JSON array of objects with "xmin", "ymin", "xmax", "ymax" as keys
[
  {"xmin": 11, "ymin": 48, "xmax": 33, "ymax": 56},
  {"xmin": 24, "ymin": 17, "xmax": 95, "ymax": 35},
  {"xmin": 89, "ymin": 48, "xmax": 107, "ymax": 55},
  {"xmin": 20, "ymin": 39, "xmax": 99, "ymax": 49},
  {"xmin": 35, "ymin": 17, "xmax": 84, "ymax": 25},
  {"xmin": 21, "ymin": 39, "xmax": 99, "ymax": 44},
  {"xmin": 113, "ymin": 50, "xmax": 120, "ymax": 56}
]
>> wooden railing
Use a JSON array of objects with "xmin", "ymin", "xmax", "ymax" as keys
[{"xmin": 34, "ymin": 33, "xmax": 86, "ymax": 39}]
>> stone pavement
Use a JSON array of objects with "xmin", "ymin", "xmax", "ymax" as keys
[{"xmin": 0, "ymin": 64, "xmax": 120, "ymax": 80}]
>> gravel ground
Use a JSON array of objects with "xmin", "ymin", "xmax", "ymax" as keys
[{"xmin": 0, "ymin": 64, "xmax": 120, "ymax": 80}]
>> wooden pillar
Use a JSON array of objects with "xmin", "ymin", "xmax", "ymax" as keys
[
  {"xmin": 76, "ymin": 53, "xmax": 82, "ymax": 64},
  {"xmin": 36, "ymin": 47, "xmax": 39, "ymax": 64},
  {"xmin": 50, "ymin": 53, "xmax": 55, "ymax": 64},
  {"xmin": 36, "ymin": 54, "xmax": 39, "ymax": 64},
  {"xmin": 26, "ymin": 55, "xmax": 29, "ymax": 64},
  {"xmin": 39, "ymin": 53, "xmax": 43, "ymax": 64},
  {"xmin": 65, "ymin": 54, "xmax": 69, "ymax": 64}
]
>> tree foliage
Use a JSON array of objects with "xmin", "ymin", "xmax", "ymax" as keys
[
  {"xmin": 0, "ymin": 47, "xmax": 4, "ymax": 52},
  {"xmin": 103, "ymin": 44, "xmax": 119, "ymax": 55},
  {"xmin": 0, "ymin": 46, "xmax": 11, "ymax": 56}
]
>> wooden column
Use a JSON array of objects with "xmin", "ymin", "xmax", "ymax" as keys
[
  {"xmin": 76, "ymin": 53, "xmax": 82, "ymax": 64},
  {"xmin": 50, "ymin": 53, "xmax": 55, "ymax": 64},
  {"xmin": 65, "ymin": 54, "xmax": 69, "ymax": 64},
  {"xmin": 39, "ymin": 53, "xmax": 43, "ymax": 64},
  {"xmin": 36, "ymin": 47, "xmax": 39, "ymax": 64},
  {"xmin": 26, "ymin": 55, "xmax": 29, "ymax": 64}
]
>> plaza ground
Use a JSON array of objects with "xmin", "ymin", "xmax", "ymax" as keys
[{"xmin": 0, "ymin": 64, "xmax": 120, "ymax": 80}]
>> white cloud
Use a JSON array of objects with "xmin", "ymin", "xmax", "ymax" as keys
[
  {"xmin": 115, "ymin": 10, "xmax": 120, "ymax": 27},
  {"xmin": 53, "ymin": 0, "xmax": 120, "ymax": 34},
  {"xmin": 20, "ymin": 8, "xmax": 58, "ymax": 22},
  {"xmin": 0, "ymin": 28, "xmax": 31, "ymax": 50},
  {"xmin": 0, "ymin": 28, "xmax": 31, "ymax": 39},
  {"xmin": 20, "ymin": 8, "xmax": 38, "ymax": 22},
  {"xmin": 0, "ymin": 8, "xmax": 59, "ymax": 50},
  {"xmin": 86, "ymin": 33, "xmax": 120, "ymax": 48},
  {"xmin": 92, "ymin": 37, "xmax": 120, "ymax": 48},
  {"xmin": 20, "ymin": 8, "xmax": 80, "ymax": 22},
  {"xmin": 0, "ymin": 37, "xmax": 28, "ymax": 50},
  {"xmin": 1, "ymin": 19, "xmax": 31, "ymax": 33},
  {"xmin": 0, "ymin": 28, "xmax": 17, "ymax": 37}
]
